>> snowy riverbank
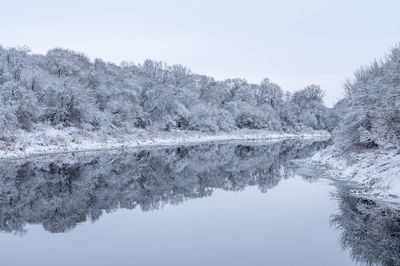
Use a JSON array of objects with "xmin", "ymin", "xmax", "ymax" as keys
[
  {"xmin": 309, "ymin": 146, "xmax": 400, "ymax": 201},
  {"xmin": 0, "ymin": 127, "xmax": 330, "ymax": 159}
]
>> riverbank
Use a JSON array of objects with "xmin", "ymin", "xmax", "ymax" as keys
[
  {"xmin": 0, "ymin": 127, "xmax": 330, "ymax": 159},
  {"xmin": 309, "ymin": 146, "xmax": 400, "ymax": 201}
]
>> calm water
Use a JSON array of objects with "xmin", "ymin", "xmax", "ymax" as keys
[{"xmin": 0, "ymin": 139, "xmax": 399, "ymax": 266}]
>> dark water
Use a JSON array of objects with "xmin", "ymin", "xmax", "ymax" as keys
[{"xmin": 0, "ymin": 139, "xmax": 399, "ymax": 266}]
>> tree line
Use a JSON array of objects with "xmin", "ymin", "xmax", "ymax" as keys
[{"xmin": 0, "ymin": 46, "xmax": 336, "ymax": 138}]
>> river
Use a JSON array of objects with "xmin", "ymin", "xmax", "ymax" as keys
[{"xmin": 0, "ymin": 139, "xmax": 398, "ymax": 266}]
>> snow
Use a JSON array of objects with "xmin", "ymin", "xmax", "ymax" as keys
[
  {"xmin": 309, "ymin": 146, "xmax": 400, "ymax": 202},
  {"xmin": 0, "ymin": 127, "xmax": 330, "ymax": 159}
]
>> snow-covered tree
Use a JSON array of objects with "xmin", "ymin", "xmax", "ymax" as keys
[
  {"xmin": 334, "ymin": 45, "xmax": 400, "ymax": 150},
  {"xmin": 0, "ymin": 45, "xmax": 334, "ymax": 136}
]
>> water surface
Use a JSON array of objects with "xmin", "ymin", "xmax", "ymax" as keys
[{"xmin": 0, "ymin": 139, "xmax": 398, "ymax": 266}]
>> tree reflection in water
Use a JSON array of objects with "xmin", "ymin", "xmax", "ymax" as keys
[
  {"xmin": 1, "ymin": 138, "xmax": 399, "ymax": 265},
  {"xmin": 331, "ymin": 191, "xmax": 400, "ymax": 266},
  {"xmin": 0, "ymin": 139, "xmax": 327, "ymax": 234}
]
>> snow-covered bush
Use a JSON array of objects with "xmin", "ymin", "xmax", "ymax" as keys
[{"xmin": 188, "ymin": 104, "xmax": 218, "ymax": 132}]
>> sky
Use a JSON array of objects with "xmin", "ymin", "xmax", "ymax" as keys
[{"xmin": 1, "ymin": 0, "xmax": 399, "ymax": 106}]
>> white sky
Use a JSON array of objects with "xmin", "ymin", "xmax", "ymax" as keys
[{"xmin": 1, "ymin": 0, "xmax": 399, "ymax": 106}]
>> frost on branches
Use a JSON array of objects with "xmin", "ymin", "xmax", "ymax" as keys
[{"xmin": 0, "ymin": 45, "xmax": 334, "ymax": 147}]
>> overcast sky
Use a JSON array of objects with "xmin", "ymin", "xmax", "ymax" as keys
[{"xmin": 1, "ymin": 0, "xmax": 399, "ymax": 106}]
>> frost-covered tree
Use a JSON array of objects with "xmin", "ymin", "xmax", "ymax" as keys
[
  {"xmin": 334, "ymin": 45, "xmax": 400, "ymax": 150},
  {"xmin": 0, "ymin": 45, "xmax": 334, "ymax": 138},
  {"xmin": 285, "ymin": 84, "xmax": 332, "ymax": 131}
]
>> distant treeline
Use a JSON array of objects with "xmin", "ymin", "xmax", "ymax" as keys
[{"xmin": 0, "ymin": 46, "xmax": 336, "ymax": 136}]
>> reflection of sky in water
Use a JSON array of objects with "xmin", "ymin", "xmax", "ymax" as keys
[
  {"xmin": 0, "ymin": 140, "xmax": 398, "ymax": 266},
  {"xmin": 0, "ymin": 177, "xmax": 354, "ymax": 266}
]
